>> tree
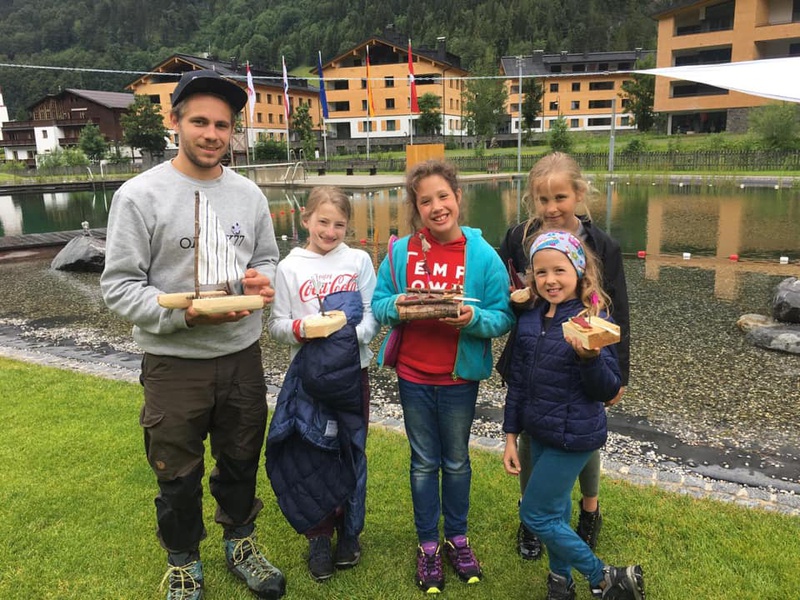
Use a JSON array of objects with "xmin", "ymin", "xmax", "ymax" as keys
[
  {"xmin": 463, "ymin": 58, "xmax": 508, "ymax": 149},
  {"xmin": 521, "ymin": 79, "xmax": 543, "ymax": 131},
  {"xmin": 254, "ymin": 137, "xmax": 286, "ymax": 161},
  {"xmin": 748, "ymin": 103, "xmax": 800, "ymax": 150},
  {"xmin": 121, "ymin": 95, "xmax": 168, "ymax": 160},
  {"xmin": 548, "ymin": 115, "xmax": 573, "ymax": 153},
  {"xmin": 78, "ymin": 122, "xmax": 108, "ymax": 162},
  {"xmin": 417, "ymin": 93, "xmax": 442, "ymax": 136},
  {"xmin": 291, "ymin": 103, "xmax": 316, "ymax": 160},
  {"xmin": 620, "ymin": 56, "xmax": 656, "ymax": 132}
]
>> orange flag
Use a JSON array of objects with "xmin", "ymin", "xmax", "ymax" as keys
[{"xmin": 366, "ymin": 44, "xmax": 375, "ymax": 117}]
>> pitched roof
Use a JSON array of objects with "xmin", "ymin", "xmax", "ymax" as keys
[{"xmin": 64, "ymin": 89, "xmax": 134, "ymax": 109}]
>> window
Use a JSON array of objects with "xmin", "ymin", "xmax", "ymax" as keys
[
  {"xmin": 333, "ymin": 80, "xmax": 349, "ymax": 90},
  {"xmin": 550, "ymin": 65, "xmax": 561, "ymax": 73},
  {"xmin": 268, "ymin": 114, "xmax": 273, "ymax": 123},
  {"xmin": 598, "ymin": 63, "xmax": 609, "ymax": 71},
  {"xmin": 267, "ymin": 94, "xmax": 273, "ymax": 104},
  {"xmin": 256, "ymin": 92, "xmax": 261, "ymax": 103},
  {"xmin": 386, "ymin": 120, "xmax": 397, "ymax": 131},
  {"xmin": 572, "ymin": 82, "xmax": 580, "ymax": 92},
  {"xmin": 149, "ymin": 94, "xmax": 160, "ymax": 105},
  {"xmin": 588, "ymin": 99, "xmax": 613, "ymax": 109},
  {"xmin": 589, "ymin": 81, "xmax": 614, "ymax": 91},
  {"xmin": 570, "ymin": 118, "xmax": 580, "ymax": 128},
  {"xmin": 549, "ymin": 101, "xmax": 559, "ymax": 110},
  {"xmin": 279, "ymin": 115, "xmax": 284, "ymax": 124},
  {"xmin": 572, "ymin": 64, "xmax": 585, "ymax": 72},
  {"xmin": 385, "ymin": 76, "xmax": 394, "ymax": 88},
  {"xmin": 42, "ymin": 130, "xmax": 48, "ymax": 139},
  {"xmin": 385, "ymin": 98, "xmax": 395, "ymax": 109},
  {"xmin": 257, "ymin": 113, "xmax": 262, "ymax": 123},
  {"xmin": 588, "ymin": 117, "xmax": 612, "ymax": 126},
  {"xmin": 621, "ymin": 98, "xmax": 630, "ymax": 108},
  {"xmin": 571, "ymin": 101, "xmax": 580, "ymax": 110},
  {"xmin": 278, "ymin": 96, "xmax": 283, "ymax": 106},
  {"xmin": 362, "ymin": 100, "xmax": 368, "ymax": 111},
  {"xmin": 550, "ymin": 83, "xmax": 559, "ymax": 92},
  {"xmin": 511, "ymin": 84, "xmax": 520, "ymax": 94},
  {"xmin": 361, "ymin": 79, "xmax": 367, "ymax": 89},
  {"xmin": 620, "ymin": 116, "xmax": 630, "ymax": 126}
]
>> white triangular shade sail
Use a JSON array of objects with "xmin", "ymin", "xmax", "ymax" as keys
[{"xmin": 634, "ymin": 57, "xmax": 800, "ymax": 103}]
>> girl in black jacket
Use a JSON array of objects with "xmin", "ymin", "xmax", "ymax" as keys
[{"xmin": 498, "ymin": 152, "xmax": 630, "ymax": 559}]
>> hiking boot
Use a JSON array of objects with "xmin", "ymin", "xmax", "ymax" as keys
[
  {"xmin": 415, "ymin": 541, "xmax": 444, "ymax": 594},
  {"xmin": 576, "ymin": 503, "xmax": 603, "ymax": 550},
  {"xmin": 546, "ymin": 571, "xmax": 576, "ymax": 600},
  {"xmin": 334, "ymin": 534, "xmax": 361, "ymax": 569},
  {"xmin": 160, "ymin": 560, "xmax": 204, "ymax": 600},
  {"xmin": 224, "ymin": 535, "xmax": 286, "ymax": 599},
  {"xmin": 308, "ymin": 536, "xmax": 334, "ymax": 582},
  {"xmin": 444, "ymin": 535, "xmax": 482, "ymax": 584},
  {"xmin": 517, "ymin": 521, "xmax": 543, "ymax": 560},
  {"xmin": 590, "ymin": 565, "xmax": 645, "ymax": 600}
]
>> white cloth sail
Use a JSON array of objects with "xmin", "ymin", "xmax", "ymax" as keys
[{"xmin": 197, "ymin": 191, "xmax": 244, "ymax": 291}]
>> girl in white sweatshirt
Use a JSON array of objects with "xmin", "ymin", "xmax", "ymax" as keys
[{"xmin": 267, "ymin": 186, "xmax": 379, "ymax": 581}]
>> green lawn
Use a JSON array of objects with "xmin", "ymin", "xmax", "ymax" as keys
[{"xmin": 0, "ymin": 357, "xmax": 797, "ymax": 599}]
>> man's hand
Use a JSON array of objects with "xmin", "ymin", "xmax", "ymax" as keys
[{"xmin": 242, "ymin": 268, "xmax": 275, "ymax": 305}]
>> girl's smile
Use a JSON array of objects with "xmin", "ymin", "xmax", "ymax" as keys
[
  {"xmin": 303, "ymin": 201, "xmax": 348, "ymax": 255},
  {"xmin": 532, "ymin": 249, "xmax": 579, "ymax": 314},
  {"xmin": 533, "ymin": 173, "xmax": 583, "ymax": 232}
]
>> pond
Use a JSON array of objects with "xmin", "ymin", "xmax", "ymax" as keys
[{"xmin": 1, "ymin": 180, "xmax": 799, "ymax": 488}]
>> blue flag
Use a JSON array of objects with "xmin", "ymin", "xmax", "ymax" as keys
[{"xmin": 317, "ymin": 51, "xmax": 329, "ymax": 120}]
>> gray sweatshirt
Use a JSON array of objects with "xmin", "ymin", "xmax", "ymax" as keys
[{"xmin": 100, "ymin": 161, "xmax": 279, "ymax": 359}]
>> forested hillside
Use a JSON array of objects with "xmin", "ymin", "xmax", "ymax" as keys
[{"xmin": 0, "ymin": 0, "xmax": 666, "ymax": 118}]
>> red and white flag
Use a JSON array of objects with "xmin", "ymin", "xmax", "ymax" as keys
[
  {"xmin": 408, "ymin": 39, "xmax": 419, "ymax": 114},
  {"xmin": 246, "ymin": 62, "xmax": 256, "ymax": 122},
  {"xmin": 282, "ymin": 55, "xmax": 290, "ymax": 123}
]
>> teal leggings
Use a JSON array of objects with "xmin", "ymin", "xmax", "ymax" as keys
[{"xmin": 518, "ymin": 431, "xmax": 601, "ymax": 499}]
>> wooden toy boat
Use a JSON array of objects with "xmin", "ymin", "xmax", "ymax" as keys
[
  {"xmin": 396, "ymin": 287, "xmax": 463, "ymax": 320},
  {"xmin": 562, "ymin": 311, "xmax": 620, "ymax": 350},
  {"xmin": 302, "ymin": 310, "xmax": 347, "ymax": 338},
  {"xmin": 157, "ymin": 191, "xmax": 264, "ymax": 315}
]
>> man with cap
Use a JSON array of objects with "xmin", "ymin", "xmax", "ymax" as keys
[{"xmin": 101, "ymin": 69, "xmax": 285, "ymax": 600}]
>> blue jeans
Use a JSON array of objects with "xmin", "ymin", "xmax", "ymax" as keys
[
  {"xmin": 520, "ymin": 437, "xmax": 605, "ymax": 587},
  {"xmin": 398, "ymin": 378, "xmax": 478, "ymax": 542}
]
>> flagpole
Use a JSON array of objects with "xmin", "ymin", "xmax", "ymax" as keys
[
  {"xmin": 317, "ymin": 51, "xmax": 329, "ymax": 164},
  {"xmin": 366, "ymin": 44, "xmax": 371, "ymax": 160},
  {"xmin": 282, "ymin": 56, "xmax": 291, "ymax": 163}
]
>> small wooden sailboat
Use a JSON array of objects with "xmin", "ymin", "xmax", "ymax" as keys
[
  {"xmin": 157, "ymin": 191, "xmax": 265, "ymax": 315},
  {"xmin": 299, "ymin": 276, "xmax": 347, "ymax": 338},
  {"xmin": 507, "ymin": 259, "xmax": 532, "ymax": 304},
  {"xmin": 562, "ymin": 309, "xmax": 620, "ymax": 350},
  {"xmin": 396, "ymin": 287, "xmax": 464, "ymax": 320}
]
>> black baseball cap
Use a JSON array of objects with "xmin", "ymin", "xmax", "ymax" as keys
[{"xmin": 171, "ymin": 69, "xmax": 248, "ymax": 112}]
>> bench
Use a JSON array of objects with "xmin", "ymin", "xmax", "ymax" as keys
[
  {"xmin": 346, "ymin": 160, "xmax": 378, "ymax": 176},
  {"xmin": 307, "ymin": 161, "xmax": 327, "ymax": 176}
]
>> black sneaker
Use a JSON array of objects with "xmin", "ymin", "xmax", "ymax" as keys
[
  {"xmin": 590, "ymin": 565, "xmax": 645, "ymax": 600},
  {"xmin": 308, "ymin": 536, "xmax": 335, "ymax": 582},
  {"xmin": 546, "ymin": 571, "xmax": 576, "ymax": 600},
  {"xmin": 224, "ymin": 535, "xmax": 286, "ymax": 599},
  {"xmin": 576, "ymin": 503, "xmax": 603, "ymax": 550},
  {"xmin": 334, "ymin": 534, "xmax": 361, "ymax": 569},
  {"xmin": 517, "ymin": 521, "xmax": 543, "ymax": 560}
]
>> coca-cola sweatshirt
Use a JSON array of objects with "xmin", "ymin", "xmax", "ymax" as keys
[{"xmin": 268, "ymin": 243, "xmax": 379, "ymax": 368}]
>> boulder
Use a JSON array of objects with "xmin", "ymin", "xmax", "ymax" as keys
[
  {"xmin": 50, "ymin": 234, "xmax": 106, "ymax": 272},
  {"xmin": 745, "ymin": 324, "xmax": 800, "ymax": 355},
  {"xmin": 773, "ymin": 277, "xmax": 800, "ymax": 324}
]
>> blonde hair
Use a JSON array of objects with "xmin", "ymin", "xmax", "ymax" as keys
[
  {"xmin": 404, "ymin": 160, "xmax": 461, "ymax": 232},
  {"xmin": 528, "ymin": 240, "xmax": 611, "ymax": 318},
  {"xmin": 303, "ymin": 186, "xmax": 352, "ymax": 223},
  {"xmin": 520, "ymin": 152, "xmax": 599, "ymax": 259}
]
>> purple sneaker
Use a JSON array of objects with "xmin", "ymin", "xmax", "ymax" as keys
[
  {"xmin": 415, "ymin": 541, "xmax": 444, "ymax": 594},
  {"xmin": 444, "ymin": 535, "xmax": 483, "ymax": 584}
]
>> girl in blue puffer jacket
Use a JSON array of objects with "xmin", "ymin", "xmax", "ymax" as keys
[{"xmin": 502, "ymin": 231, "xmax": 645, "ymax": 600}]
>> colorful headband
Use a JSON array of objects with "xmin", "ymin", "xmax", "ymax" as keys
[{"xmin": 529, "ymin": 231, "xmax": 586, "ymax": 278}]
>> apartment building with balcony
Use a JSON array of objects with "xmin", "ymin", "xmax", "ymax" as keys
[
  {"xmin": 127, "ymin": 54, "xmax": 321, "ymax": 153},
  {"xmin": 500, "ymin": 50, "xmax": 654, "ymax": 136},
  {"xmin": 653, "ymin": 0, "xmax": 800, "ymax": 133},
  {"xmin": 317, "ymin": 29, "xmax": 468, "ymax": 153},
  {"xmin": 1, "ymin": 89, "xmax": 133, "ymax": 168}
]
